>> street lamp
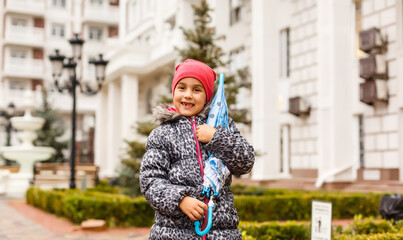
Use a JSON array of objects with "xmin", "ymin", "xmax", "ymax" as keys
[
  {"xmin": 0, "ymin": 102, "xmax": 16, "ymax": 146},
  {"xmin": 48, "ymin": 33, "xmax": 108, "ymax": 189}
]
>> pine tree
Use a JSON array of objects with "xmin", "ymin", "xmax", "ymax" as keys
[
  {"xmin": 176, "ymin": 0, "xmax": 250, "ymax": 124},
  {"xmin": 34, "ymin": 89, "xmax": 68, "ymax": 163}
]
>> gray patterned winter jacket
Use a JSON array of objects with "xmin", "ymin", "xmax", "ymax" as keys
[{"xmin": 140, "ymin": 104, "xmax": 255, "ymax": 240}]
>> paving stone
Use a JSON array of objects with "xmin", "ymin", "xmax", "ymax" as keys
[{"xmin": 0, "ymin": 197, "xmax": 149, "ymax": 240}]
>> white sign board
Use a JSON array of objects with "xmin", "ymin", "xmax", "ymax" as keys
[{"xmin": 311, "ymin": 200, "xmax": 332, "ymax": 240}]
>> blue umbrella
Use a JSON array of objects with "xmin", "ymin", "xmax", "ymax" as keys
[{"xmin": 195, "ymin": 73, "xmax": 231, "ymax": 236}]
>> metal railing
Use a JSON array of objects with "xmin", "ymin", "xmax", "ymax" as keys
[
  {"xmin": 4, "ymin": 58, "xmax": 44, "ymax": 76},
  {"xmin": 6, "ymin": 0, "xmax": 45, "ymax": 13},
  {"xmin": 5, "ymin": 26, "xmax": 44, "ymax": 43}
]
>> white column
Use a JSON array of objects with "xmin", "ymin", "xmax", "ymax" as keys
[
  {"xmin": 105, "ymin": 80, "xmax": 122, "ymax": 177},
  {"xmin": 72, "ymin": 0, "xmax": 82, "ymax": 33},
  {"xmin": 119, "ymin": 0, "xmax": 127, "ymax": 39},
  {"xmin": 397, "ymin": 0, "xmax": 403, "ymax": 181},
  {"xmin": 121, "ymin": 74, "xmax": 139, "ymax": 141},
  {"xmin": 316, "ymin": 0, "xmax": 356, "ymax": 183},
  {"xmin": 251, "ymin": 0, "xmax": 280, "ymax": 180},
  {"xmin": 95, "ymin": 87, "xmax": 108, "ymax": 177}
]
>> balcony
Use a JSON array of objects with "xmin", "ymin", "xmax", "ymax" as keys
[
  {"xmin": 48, "ymin": 91, "xmax": 98, "ymax": 113},
  {"xmin": 4, "ymin": 0, "xmax": 45, "ymax": 16},
  {"xmin": 1, "ymin": 89, "xmax": 97, "ymax": 114},
  {"xmin": 5, "ymin": 26, "xmax": 44, "ymax": 47},
  {"xmin": 3, "ymin": 58, "xmax": 44, "ymax": 79},
  {"xmin": 83, "ymin": 5, "xmax": 119, "ymax": 24}
]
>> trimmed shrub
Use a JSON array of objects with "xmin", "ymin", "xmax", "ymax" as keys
[
  {"xmin": 235, "ymin": 192, "xmax": 383, "ymax": 222},
  {"xmin": 334, "ymin": 233, "xmax": 403, "ymax": 240},
  {"xmin": 343, "ymin": 215, "xmax": 396, "ymax": 235},
  {"xmin": 26, "ymin": 187, "xmax": 73, "ymax": 216},
  {"xmin": 231, "ymin": 184, "xmax": 304, "ymax": 196},
  {"xmin": 26, "ymin": 187, "xmax": 154, "ymax": 227},
  {"xmin": 86, "ymin": 179, "xmax": 119, "ymax": 194},
  {"xmin": 239, "ymin": 221, "xmax": 309, "ymax": 240}
]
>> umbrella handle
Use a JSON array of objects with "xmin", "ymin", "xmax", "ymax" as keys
[{"xmin": 194, "ymin": 198, "xmax": 214, "ymax": 236}]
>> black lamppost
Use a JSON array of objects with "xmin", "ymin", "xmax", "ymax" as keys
[
  {"xmin": 48, "ymin": 33, "xmax": 108, "ymax": 189},
  {"xmin": 0, "ymin": 102, "xmax": 16, "ymax": 147}
]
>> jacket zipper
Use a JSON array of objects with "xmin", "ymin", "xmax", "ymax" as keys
[{"xmin": 191, "ymin": 116, "xmax": 209, "ymax": 240}]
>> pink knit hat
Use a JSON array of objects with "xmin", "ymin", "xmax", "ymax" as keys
[{"xmin": 172, "ymin": 59, "xmax": 216, "ymax": 102}]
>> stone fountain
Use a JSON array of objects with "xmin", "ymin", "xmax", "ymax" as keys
[{"xmin": 0, "ymin": 90, "xmax": 55, "ymax": 197}]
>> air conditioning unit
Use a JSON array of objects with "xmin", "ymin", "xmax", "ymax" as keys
[
  {"xmin": 359, "ymin": 28, "xmax": 385, "ymax": 53},
  {"xmin": 288, "ymin": 96, "xmax": 310, "ymax": 117},
  {"xmin": 359, "ymin": 79, "xmax": 388, "ymax": 105},
  {"xmin": 359, "ymin": 54, "xmax": 387, "ymax": 80}
]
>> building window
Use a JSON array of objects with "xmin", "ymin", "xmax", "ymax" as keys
[
  {"xmin": 359, "ymin": 115, "xmax": 364, "ymax": 168},
  {"xmin": 88, "ymin": 27, "xmax": 103, "ymax": 40},
  {"xmin": 11, "ymin": 18, "xmax": 27, "ymax": 27},
  {"xmin": 10, "ymin": 50, "xmax": 27, "ymax": 59},
  {"xmin": 52, "ymin": 0, "xmax": 66, "ymax": 8},
  {"xmin": 229, "ymin": 47, "xmax": 246, "ymax": 75},
  {"xmin": 108, "ymin": 26, "xmax": 118, "ymax": 38},
  {"xmin": 9, "ymin": 80, "xmax": 28, "ymax": 90},
  {"xmin": 90, "ymin": 0, "xmax": 103, "ymax": 7},
  {"xmin": 230, "ymin": 0, "xmax": 244, "ymax": 25},
  {"xmin": 109, "ymin": 0, "xmax": 119, "ymax": 6},
  {"xmin": 51, "ymin": 23, "xmax": 65, "ymax": 38},
  {"xmin": 279, "ymin": 28, "xmax": 290, "ymax": 78}
]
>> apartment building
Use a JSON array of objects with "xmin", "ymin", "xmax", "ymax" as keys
[
  {"xmin": 97, "ymin": 0, "xmax": 253, "ymax": 177},
  {"xmin": 0, "ymin": 0, "xmax": 119, "ymax": 163},
  {"xmin": 99, "ymin": 0, "xmax": 403, "ymax": 191},
  {"xmin": 250, "ymin": 0, "xmax": 403, "ymax": 191}
]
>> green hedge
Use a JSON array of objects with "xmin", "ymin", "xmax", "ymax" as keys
[
  {"xmin": 26, "ymin": 188, "xmax": 74, "ymax": 216},
  {"xmin": 239, "ymin": 221, "xmax": 310, "ymax": 240},
  {"xmin": 231, "ymin": 184, "xmax": 303, "ymax": 196},
  {"xmin": 240, "ymin": 217, "xmax": 403, "ymax": 240},
  {"xmin": 26, "ymin": 188, "xmax": 154, "ymax": 227},
  {"xmin": 334, "ymin": 233, "xmax": 403, "ymax": 240},
  {"xmin": 27, "ymin": 187, "xmax": 384, "ymax": 225},
  {"xmin": 235, "ymin": 192, "xmax": 383, "ymax": 221}
]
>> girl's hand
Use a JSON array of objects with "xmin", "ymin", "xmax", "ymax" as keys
[
  {"xmin": 179, "ymin": 196, "xmax": 208, "ymax": 220},
  {"xmin": 196, "ymin": 124, "xmax": 216, "ymax": 143}
]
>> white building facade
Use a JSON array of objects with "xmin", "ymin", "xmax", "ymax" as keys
[
  {"xmin": 251, "ymin": 0, "xmax": 403, "ymax": 190},
  {"xmin": 0, "ymin": 0, "xmax": 120, "ymax": 163},
  {"xmin": 99, "ymin": 0, "xmax": 403, "ymax": 190}
]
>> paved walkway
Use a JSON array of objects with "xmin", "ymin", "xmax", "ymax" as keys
[{"xmin": 0, "ymin": 196, "xmax": 150, "ymax": 240}]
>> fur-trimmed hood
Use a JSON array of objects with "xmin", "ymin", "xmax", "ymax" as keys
[{"xmin": 152, "ymin": 102, "xmax": 211, "ymax": 125}]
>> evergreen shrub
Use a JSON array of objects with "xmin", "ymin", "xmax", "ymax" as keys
[
  {"xmin": 235, "ymin": 192, "xmax": 383, "ymax": 221},
  {"xmin": 26, "ymin": 187, "xmax": 154, "ymax": 227},
  {"xmin": 334, "ymin": 233, "xmax": 403, "ymax": 240},
  {"xmin": 239, "ymin": 221, "xmax": 309, "ymax": 240}
]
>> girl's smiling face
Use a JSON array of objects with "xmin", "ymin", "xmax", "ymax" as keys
[{"xmin": 173, "ymin": 77, "xmax": 207, "ymax": 117}]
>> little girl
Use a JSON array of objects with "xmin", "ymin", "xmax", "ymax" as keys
[{"xmin": 140, "ymin": 59, "xmax": 255, "ymax": 240}]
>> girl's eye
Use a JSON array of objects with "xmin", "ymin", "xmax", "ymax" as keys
[
  {"xmin": 178, "ymin": 86, "xmax": 185, "ymax": 90},
  {"xmin": 194, "ymin": 88, "xmax": 201, "ymax": 92}
]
